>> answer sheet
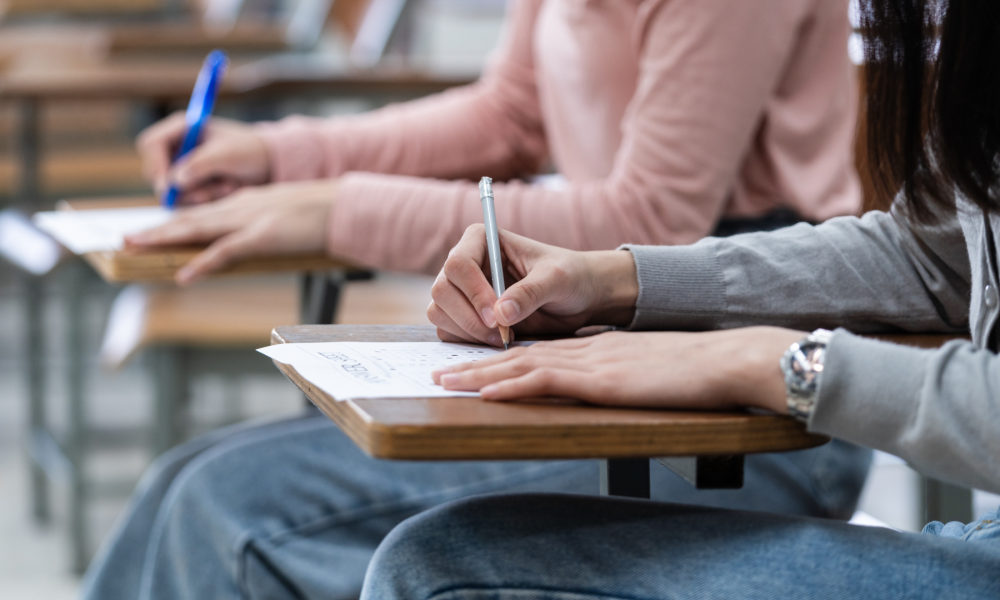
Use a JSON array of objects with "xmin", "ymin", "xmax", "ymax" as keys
[
  {"xmin": 258, "ymin": 342, "xmax": 502, "ymax": 401},
  {"xmin": 34, "ymin": 207, "xmax": 174, "ymax": 254}
]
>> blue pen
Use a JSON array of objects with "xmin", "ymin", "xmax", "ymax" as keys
[{"xmin": 162, "ymin": 50, "xmax": 229, "ymax": 209}]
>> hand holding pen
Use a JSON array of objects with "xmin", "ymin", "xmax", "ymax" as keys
[
  {"xmin": 426, "ymin": 218, "xmax": 639, "ymax": 348},
  {"xmin": 161, "ymin": 50, "xmax": 229, "ymax": 209},
  {"xmin": 478, "ymin": 177, "xmax": 511, "ymax": 349}
]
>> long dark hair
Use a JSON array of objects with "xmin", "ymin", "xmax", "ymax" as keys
[{"xmin": 862, "ymin": 0, "xmax": 1000, "ymax": 220}]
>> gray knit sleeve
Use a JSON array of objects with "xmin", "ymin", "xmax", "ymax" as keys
[
  {"xmin": 621, "ymin": 205, "xmax": 970, "ymax": 333},
  {"xmin": 813, "ymin": 330, "xmax": 1000, "ymax": 494}
]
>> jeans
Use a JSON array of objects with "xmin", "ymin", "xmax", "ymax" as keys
[
  {"xmin": 79, "ymin": 409, "xmax": 870, "ymax": 600},
  {"xmin": 363, "ymin": 494, "xmax": 1000, "ymax": 600}
]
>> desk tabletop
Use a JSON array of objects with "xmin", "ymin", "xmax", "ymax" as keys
[
  {"xmin": 61, "ymin": 196, "xmax": 354, "ymax": 283},
  {"xmin": 269, "ymin": 324, "xmax": 830, "ymax": 461}
]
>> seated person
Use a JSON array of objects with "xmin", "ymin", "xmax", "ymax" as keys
[
  {"xmin": 360, "ymin": 1, "xmax": 1000, "ymax": 597},
  {"xmin": 79, "ymin": 1, "xmax": 870, "ymax": 598},
  {"xmin": 129, "ymin": 0, "xmax": 859, "ymax": 282}
]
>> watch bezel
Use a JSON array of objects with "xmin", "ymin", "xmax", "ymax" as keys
[{"xmin": 781, "ymin": 329, "xmax": 833, "ymax": 423}]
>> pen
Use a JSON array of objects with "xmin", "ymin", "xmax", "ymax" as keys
[
  {"xmin": 162, "ymin": 50, "xmax": 229, "ymax": 209},
  {"xmin": 478, "ymin": 177, "xmax": 510, "ymax": 349}
]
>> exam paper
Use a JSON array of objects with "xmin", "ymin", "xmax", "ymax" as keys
[
  {"xmin": 33, "ymin": 207, "xmax": 174, "ymax": 254},
  {"xmin": 258, "ymin": 342, "xmax": 502, "ymax": 401}
]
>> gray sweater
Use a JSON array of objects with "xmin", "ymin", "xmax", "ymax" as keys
[{"xmin": 623, "ymin": 195, "xmax": 1000, "ymax": 494}]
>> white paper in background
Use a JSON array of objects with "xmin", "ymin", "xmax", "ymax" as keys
[
  {"xmin": 258, "ymin": 342, "xmax": 503, "ymax": 401},
  {"xmin": 33, "ymin": 207, "xmax": 174, "ymax": 254}
]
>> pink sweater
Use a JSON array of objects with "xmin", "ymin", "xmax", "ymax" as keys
[{"xmin": 257, "ymin": 0, "xmax": 860, "ymax": 274}]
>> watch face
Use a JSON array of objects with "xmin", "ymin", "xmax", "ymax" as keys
[{"xmin": 790, "ymin": 341, "xmax": 826, "ymax": 393}]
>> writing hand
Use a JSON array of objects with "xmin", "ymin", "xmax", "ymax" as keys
[
  {"xmin": 433, "ymin": 327, "xmax": 802, "ymax": 413},
  {"xmin": 137, "ymin": 112, "xmax": 270, "ymax": 204},
  {"xmin": 125, "ymin": 180, "xmax": 335, "ymax": 285},
  {"xmin": 428, "ymin": 225, "xmax": 639, "ymax": 347}
]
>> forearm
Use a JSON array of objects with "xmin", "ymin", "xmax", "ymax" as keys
[
  {"xmin": 255, "ymin": 0, "xmax": 546, "ymax": 184},
  {"xmin": 814, "ymin": 331, "xmax": 1000, "ymax": 493},
  {"xmin": 622, "ymin": 208, "xmax": 971, "ymax": 333},
  {"xmin": 255, "ymin": 81, "xmax": 547, "ymax": 184},
  {"xmin": 325, "ymin": 171, "xmax": 733, "ymax": 274}
]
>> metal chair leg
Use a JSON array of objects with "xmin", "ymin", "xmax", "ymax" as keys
[
  {"xmin": 17, "ymin": 97, "xmax": 40, "ymax": 210},
  {"xmin": 25, "ymin": 272, "xmax": 49, "ymax": 524},
  {"xmin": 922, "ymin": 475, "xmax": 973, "ymax": 524},
  {"xmin": 151, "ymin": 346, "xmax": 188, "ymax": 456},
  {"xmin": 19, "ymin": 96, "xmax": 48, "ymax": 524},
  {"xmin": 64, "ymin": 262, "xmax": 88, "ymax": 573}
]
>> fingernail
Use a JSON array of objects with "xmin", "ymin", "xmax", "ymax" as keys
[
  {"xmin": 431, "ymin": 367, "xmax": 453, "ymax": 378},
  {"xmin": 498, "ymin": 300, "xmax": 519, "ymax": 323},
  {"xmin": 176, "ymin": 267, "xmax": 195, "ymax": 285},
  {"xmin": 440, "ymin": 374, "xmax": 460, "ymax": 388},
  {"xmin": 487, "ymin": 333, "xmax": 502, "ymax": 347},
  {"xmin": 481, "ymin": 384, "xmax": 499, "ymax": 397},
  {"xmin": 173, "ymin": 165, "xmax": 190, "ymax": 186},
  {"xmin": 481, "ymin": 306, "xmax": 497, "ymax": 328}
]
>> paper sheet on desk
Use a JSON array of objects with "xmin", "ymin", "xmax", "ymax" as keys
[
  {"xmin": 258, "ymin": 342, "xmax": 502, "ymax": 400},
  {"xmin": 33, "ymin": 207, "xmax": 173, "ymax": 254}
]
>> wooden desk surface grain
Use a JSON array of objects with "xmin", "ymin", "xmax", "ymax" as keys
[
  {"xmin": 60, "ymin": 196, "xmax": 354, "ymax": 283},
  {"xmin": 269, "ymin": 324, "xmax": 832, "ymax": 461}
]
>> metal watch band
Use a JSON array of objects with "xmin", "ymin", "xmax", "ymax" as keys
[{"xmin": 781, "ymin": 328, "xmax": 833, "ymax": 423}]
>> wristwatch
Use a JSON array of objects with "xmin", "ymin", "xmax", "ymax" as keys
[{"xmin": 780, "ymin": 329, "xmax": 833, "ymax": 423}]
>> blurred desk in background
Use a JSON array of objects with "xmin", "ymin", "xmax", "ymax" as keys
[
  {"xmin": 31, "ymin": 194, "xmax": 380, "ymax": 572},
  {"xmin": 59, "ymin": 197, "xmax": 352, "ymax": 283},
  {"xmin": 0, "ymin": 59, "xmax": 475, "ymax": 208}
]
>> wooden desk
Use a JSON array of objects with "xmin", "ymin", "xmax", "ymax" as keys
[
  {"xmin": 59, "ymin": 196, "xmax": 353, "ymax": 283},
  {"xmin": 270, "ymin": 324, "xmax": 832, "ymax": 496},
  {"xmin": 0, "ymin": 59, "xmax": 475, "ymax": 102},
  {"xmin": 0, "ymin": 58, "xmax": 474, "ymax": 207}
]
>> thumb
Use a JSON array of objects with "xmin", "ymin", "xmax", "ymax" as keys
[
  {"xmin": 494, "ymin": 267, "xmax": 560, "ymax": 327},
  {"xmin": 172, "ymin": 141, "xmax": 239, "ymax": 191}
]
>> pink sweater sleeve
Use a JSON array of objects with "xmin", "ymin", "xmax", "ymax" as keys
[
  {"xmin": 313, "ymin": 0, "xmax": 845, "ymax": 274},
  {"xmin": 255, "ymin": 0, "xmax": 548, "ymax": 184}
]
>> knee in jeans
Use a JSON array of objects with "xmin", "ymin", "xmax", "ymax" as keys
[
  {"xmin": 363, "ymin": 496, "xmax": 505, "ymax": 600},
  {"xmin": 157, "ymin": 444, "xmax": 251, "ymax": 541},
  {"xmin": 363, "ymin": 494, "xmax": 567, "ymax": 600}
]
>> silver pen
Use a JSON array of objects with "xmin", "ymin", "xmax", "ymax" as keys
[{"xmin": 478, "ymin": 177, "xmax": 510, "ymax": 349}]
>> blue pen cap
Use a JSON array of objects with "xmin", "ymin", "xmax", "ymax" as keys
[{"xmin": 185, "ymin": 50, "xmax": 229, "ymax": 127}]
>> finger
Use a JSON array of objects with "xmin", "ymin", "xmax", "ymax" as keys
[
  {"xmin": 136, "ymin": 112, "xmax": 187, "ymax": 192},
  {"xmin": 174, "ymin": 228, "xmax": 260, "ymax": 285},
  {"xmin": 493, "ymin": 263, "xmax": 568, "ymax": 327},
  {"xmin": 430, "ymin": 274, "xmax": 500, "ymax": 346},
  {"xmin": 171, "ymin": 139, "xmax": 242, "ymax": 192},
  {"xmin": 480, "ymin": 368, "xmax": 600, "ymax": 402},
  {"xmin": 442, "ymin": 232, "xmax": 499, "ymax": 329},
  {"xmin": 438, "ymin": 354, "xmax": 584, "ymax": 391},
  {"xmin": 124, "ymin": 210, "xmax": 233, "ymax": 246},
  {"xmin": 427, "ymin": 301, "xmax": 494, "ymax": 349},
  {"xmin": 179, "ymin": 179, "xmax": 241, "ymax": 205},
  {"xmin": 436, "ymin": 326, "xmax": 476, "ymax": 345}
]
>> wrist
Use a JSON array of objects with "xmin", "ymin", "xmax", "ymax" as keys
[
  {"xmin": 733, "ymin": 327, "xmax": 806, "ymax": 414},
  {"xmin": 585, "ymin": 250, "xmax": 638, "ymax": 327}
]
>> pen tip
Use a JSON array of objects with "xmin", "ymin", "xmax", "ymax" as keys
[{"xmin": 503, "ymin": 343, "xmax": 508, "ymax": 350}]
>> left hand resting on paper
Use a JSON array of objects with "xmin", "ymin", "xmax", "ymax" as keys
[
  {"xmin": 433, "ymin": 327, "xmax": 803, "ymax": 413},
  {"xmin": 125, "ymin": 180, "xmax": 336, "ymax": 285}
]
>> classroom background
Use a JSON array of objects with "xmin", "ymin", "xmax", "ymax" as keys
[{"xmin": 0, "ymin": 1, "xmax": 996, "ymax": 598}]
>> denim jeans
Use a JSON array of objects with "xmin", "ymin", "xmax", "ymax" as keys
[
  {"xmin": 363, "ymin": 494, "xmax": 1000, "ymax": 600},
  {"xmin": 79, "ymin": 409, "xmax": 870, "ymax": 600}
]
